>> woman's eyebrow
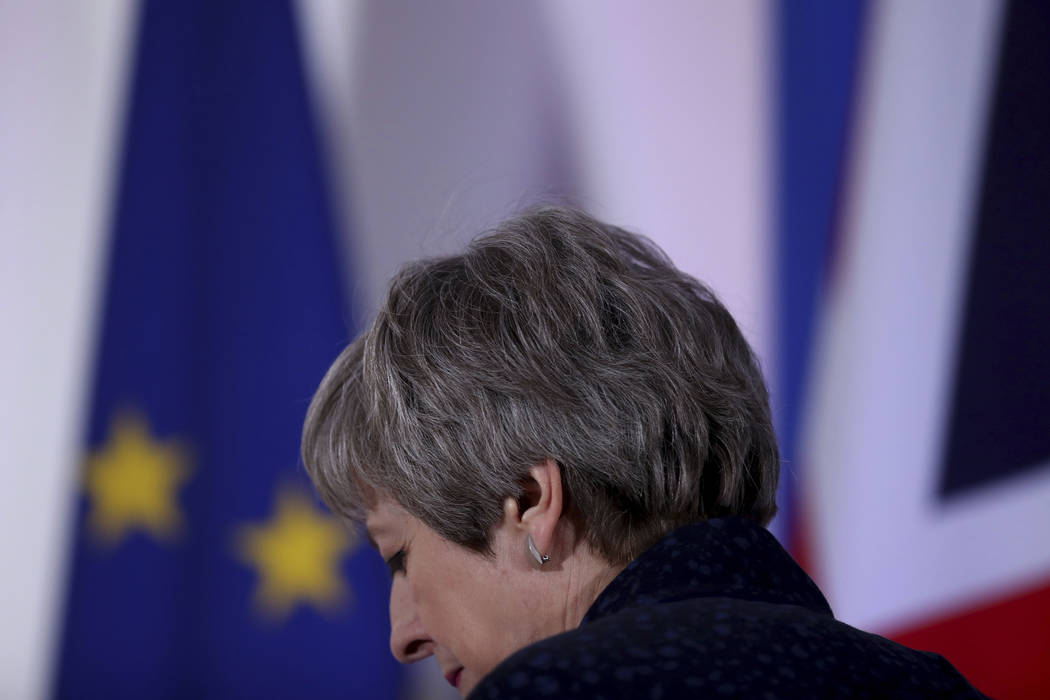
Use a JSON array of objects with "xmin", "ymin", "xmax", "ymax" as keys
[{"xmin": 364, "ymin": 526, "xmax": 379, "ymax": 551}]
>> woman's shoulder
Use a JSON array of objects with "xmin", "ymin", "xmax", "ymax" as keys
[{"xmin": 470, "ymin": 595, "xmax": 989, "ymax": 699}]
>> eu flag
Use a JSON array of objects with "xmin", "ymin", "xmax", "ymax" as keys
[{"xmin": 53, "ymin": 2, "xmax": 401, "ymax": 697}]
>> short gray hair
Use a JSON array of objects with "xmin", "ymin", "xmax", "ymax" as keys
[{"xmin": 303, "ymin": 207, "xmax": 778, "ymax": 564}]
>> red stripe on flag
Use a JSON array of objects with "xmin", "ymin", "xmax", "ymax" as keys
[
  {"xmin": 890, "ymin": 577, "xmax": 1050, "ymax": 700},
  {"xmin": 789, "ymin": 506, "xmax": 817, "ymax": 583}
]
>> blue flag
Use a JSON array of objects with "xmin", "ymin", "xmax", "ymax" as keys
[
  {"xmin": 54, "ymin": 2, "xmax": 401, "ymax": 697},
  {"xmin": 774, "ymin": 0, "xmax": 867, "ymax": 551}
]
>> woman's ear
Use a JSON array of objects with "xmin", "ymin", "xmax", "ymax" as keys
[{"xmin": 515, "ymin": 458, "xmax": 563, "ymax": 559}]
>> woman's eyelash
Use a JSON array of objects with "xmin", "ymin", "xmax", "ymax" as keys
[{"xmin": 385, "ymin": 549, "xmax": 406, "ymax": 577}]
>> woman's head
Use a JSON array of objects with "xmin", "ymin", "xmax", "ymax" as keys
[
  {"xmin": 303, "ymin": 206, "xmax": 780, "ymax": 693},
  {"xmin": 303, "ymin": 206, "xmax": 778, "ymax": 566}
]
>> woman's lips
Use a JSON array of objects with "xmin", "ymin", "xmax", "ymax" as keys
[{"xmin": 444, "ymin": 668, "xmax": 462, "ymax": 689}]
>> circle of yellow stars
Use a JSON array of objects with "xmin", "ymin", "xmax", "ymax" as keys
[{"xmin": 84, "ymin": 409, "xmax": 358, "ymax": 621}]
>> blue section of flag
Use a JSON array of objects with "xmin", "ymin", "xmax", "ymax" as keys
[
  {"xmin": 939, "ymin": 0, "xmax": 1050, "ymax": 496},
  {"xmin": 53, "ymin": 2, "xmax": 401, "ymax": 698},
  {"xmin": 775, "ymin": 0, "xmax": 868, "ymax": 546}
]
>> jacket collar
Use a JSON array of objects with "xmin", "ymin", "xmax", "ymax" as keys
[{"xmin": 582, "ymin": 517, "xmax": 833, "ymax": 625}]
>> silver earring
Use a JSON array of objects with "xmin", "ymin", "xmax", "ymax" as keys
[{"xmin": 526, "ymin": 534, "xmax": 550, "ymax": 566}]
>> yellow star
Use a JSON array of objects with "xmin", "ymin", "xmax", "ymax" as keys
[
  {"xmin": 84, "ymin": 411, "xmax": 191, "ymax": 546},
  {"xmin": 234, "ymin": 488, "xmax": 357, "ymax": 620}
]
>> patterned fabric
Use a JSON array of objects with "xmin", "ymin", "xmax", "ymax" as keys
[{"xmin": 471, "ymin": 518, "xmax": 988, "ymax": 699}]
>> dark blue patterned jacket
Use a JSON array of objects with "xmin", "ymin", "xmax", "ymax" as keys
[{"xmin": 471, "ymin": 518, "xmax": 988, "ymax": 699}]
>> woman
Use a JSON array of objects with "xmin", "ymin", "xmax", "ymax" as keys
[{"xmin": 302, "ymin": 207, "xmax": 986, "ymax": 698}]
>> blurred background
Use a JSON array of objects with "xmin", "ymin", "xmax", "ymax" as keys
[{"xmin": 1, "ymin": 0, "xmax": 1047, "ymax": 698}]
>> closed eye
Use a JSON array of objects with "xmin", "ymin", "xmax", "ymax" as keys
[{"xmin": 385, "ymin": 549, "xmax": 406, "ymax": 577}]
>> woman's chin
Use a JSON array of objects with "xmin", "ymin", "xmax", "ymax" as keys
[{"xmin": 457, "ymin": 670, "xmax": 476, "ymax": 697}]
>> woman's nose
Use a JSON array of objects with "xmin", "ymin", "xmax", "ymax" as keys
[{"xmin": 389, "ymin": 576, "xmax": 434, "ymax": 663}]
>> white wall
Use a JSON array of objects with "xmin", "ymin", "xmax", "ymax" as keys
[{"xmin": 0, "ymin": 4, "xmax": 136, "ymax": 698}]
